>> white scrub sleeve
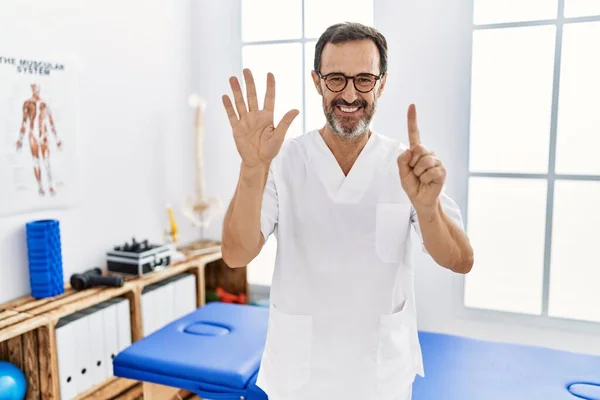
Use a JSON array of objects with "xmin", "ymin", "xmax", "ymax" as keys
[
  {"xmin": 411, "ymin": 191, "xmax": 465, "ymax": 254},
  {"xmin": 260, "ymin": 167, "xmax": 279, "ymax": 241}
]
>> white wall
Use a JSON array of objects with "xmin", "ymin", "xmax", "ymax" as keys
[
  {"xmin": 0, "ymin": 0, "xmax": 199, "ymax": 303},
  {"xmin": 374, "ymin": 0, "xmax": 600, "ymax": 356}
]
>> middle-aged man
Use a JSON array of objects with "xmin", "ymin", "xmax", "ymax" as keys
[{"xmin": 221, "ymin": 22, "xmax": 474, "ymax": 400}]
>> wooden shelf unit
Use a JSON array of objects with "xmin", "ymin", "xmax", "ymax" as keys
[{"xmin": 0, "ymin": 242, "xmax": 245, "ymax": 400}]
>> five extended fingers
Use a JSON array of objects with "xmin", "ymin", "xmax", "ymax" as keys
[{"xmin": 222, "ymin": 69, "xmax": 278, "ymax": 128}]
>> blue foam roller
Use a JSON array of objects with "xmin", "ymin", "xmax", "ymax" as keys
[{"xmin": 25, "ymin": 219, "xmax": 64, "ymax": 299}]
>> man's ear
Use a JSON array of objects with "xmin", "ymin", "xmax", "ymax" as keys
[
  {"xmin": 311, "ymin": 70, "xmax": 323, "ymax": 96},
  {"xmin": 377, "ymin": 73, "xmax": 387, "ymax": 98}
]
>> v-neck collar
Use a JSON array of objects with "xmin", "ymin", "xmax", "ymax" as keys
[{"xmin": 309, "ymin": 129, "xmax": 382, "ymax": 203}]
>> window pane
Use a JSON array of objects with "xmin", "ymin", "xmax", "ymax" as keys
[
  {"xmin": 555, "ymin": 22, "xmax": 600, "ymax": 176},
  {"xmin": 548, "ymin": 180, "xmax": 600, "ymax": 323},
  {"xmin": 469, "ymin": 26, "xmax": 555, "ymax": 173},
  {"xmin": 242, "ymin": 43, "xmax": 303, "ymax": 138},
  {"xmin": 464, "ymin": 177, "xmax": 547, "ymax": 315},
  {"xmin": 247, "ymin": 235, "xmax": 277, "ymax": 286},
  {"xmin": 564, "ymin": 0, "xmax": 600, "ymax": 17},
  {"xmin": 242, "ymin": 0, "xmax": 302, "ymax": 42},
  {"xmin": 473, "ymin": 0, "xmax": 557, "ymax": 24},
  {"xmin": 304, "ymin": 0, "xmax": 373, "ymax": 39},
  {"xmin": 305, "ymin": 41, "xmax": 326, "ymax": 132}
]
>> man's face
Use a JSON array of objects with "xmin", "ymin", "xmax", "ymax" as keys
[
  {"xmin": 312, "ymin": 39, "xmax": 386, "ymax": 140},
  {"xmin": 31, "ymin": 84, "xmax": 40, "ymax": 97}
]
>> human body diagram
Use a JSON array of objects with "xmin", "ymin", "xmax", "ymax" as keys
[{"xmin": 16, "ymin": 84, "xmax": 62, "ymax": 196}]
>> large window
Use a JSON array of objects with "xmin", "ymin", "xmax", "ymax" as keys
[
  {"xmin": 465, "ymin": 1, "xmax": 600, "ymax": 324},
  {"xmin": 241, "ymin": 0, "xmax": 374, "ymax": 287}
]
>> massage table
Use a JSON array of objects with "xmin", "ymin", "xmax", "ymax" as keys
[
  {"xmin": 113, "ymin": 302, "xmax": 600, "ymax": 399},
  {"xmin": 412, "ymin": 332, "xmax": 600, "ymax": 400}
]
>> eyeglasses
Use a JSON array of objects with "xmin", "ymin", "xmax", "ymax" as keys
[{"xmin": 317, "ymin": 72, "xmax": 382, "ymax": 93}]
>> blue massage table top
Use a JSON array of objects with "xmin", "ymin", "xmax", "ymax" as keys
[
  {"xmin": 113, "ymin": 302, "xmax": 269, "ymax": 397},
  {"xmin": 113, "ymin": 302, "xmax": 600, "ymax": 400},
  {"xmin": 414, "ymin": 331, "xmax": 600, "ymax": 400}
]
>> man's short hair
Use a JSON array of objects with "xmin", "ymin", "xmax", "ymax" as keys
[{"xmin": 313, "ymin": 22, "xmax": 388, "ymax": 76}]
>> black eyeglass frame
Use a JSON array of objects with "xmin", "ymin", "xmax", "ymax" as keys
[{"xmin": 316, "ymin": 71, "xmax": 384, "ymax": 93}]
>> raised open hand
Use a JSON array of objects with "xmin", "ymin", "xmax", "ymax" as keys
[
  {"xmin": 397, "ymin": 104, "xmax": 446, "ymax": 211},
  {"xmin": 222, "ymin": 69, "xmax": 299, "ymax": 168}
]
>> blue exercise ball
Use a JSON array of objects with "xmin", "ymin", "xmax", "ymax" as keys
[{"xmin": 0, "ymin": 361, "xmax": 26, "ymax": 400}]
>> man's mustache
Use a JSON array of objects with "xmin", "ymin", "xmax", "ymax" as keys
[{"xmin": 330, "ymin": 99, "xmax": 368, "ymax": 108}]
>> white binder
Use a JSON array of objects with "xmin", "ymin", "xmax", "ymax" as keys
[
  {"xmin": 158, "ymin": 282, "xmax": 175, "ymax": 329},
  {"xmin": 99, "ymin": 300, "xmax": 120, "ymax": 378},
  {"xmin": 70, "ymin": 311, "xmax": 94, "ymax": 394},
  {"xmin": 150, "ymin": 284, "xmax": 165, "ymax": 331},
  {"xmin": 141, "ymin": 284, "xmax": 159, "ymax": 335},
  {"xmin": 115, "ymin": 298, "xmax": 132, "ymax": 351},
  {"xmin": 86, "ymin": 307, "xmax": 108, "ymax": 387},
  {"xmin": 174, "ymin": 274, "xmax": 197, "ymax": 319},
  {"xmin": 55, "ymin": 315, "xmax": 77, "ymax": 400}
]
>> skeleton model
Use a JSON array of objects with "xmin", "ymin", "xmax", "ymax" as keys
[{"xmin": 181, "ymin": 94, "xmax": 221, "ymax": 239}]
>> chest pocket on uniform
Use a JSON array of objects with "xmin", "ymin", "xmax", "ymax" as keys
[{"xmin": 375, "ymin": 203, "xmax": 413, "ymax": 263}]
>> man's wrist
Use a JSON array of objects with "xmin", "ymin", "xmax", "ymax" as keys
[
  {"xmin": 415, "ymin": 199, "xmax": 442, "ymax": 223},
  {"xmin": 239, "ymin": 161, "xmax": 270, "ymax": 189},
  {"xmin": 240, "ymin": 160, "xmax": 270, "ymax": 175}
]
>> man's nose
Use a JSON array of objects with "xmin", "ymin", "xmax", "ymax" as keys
[{"xmin": 340, "ymin": 79, "xmax": 359, "ymax": 104}]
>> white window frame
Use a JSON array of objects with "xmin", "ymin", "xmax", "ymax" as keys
[
  {"xmin": 460, "ymin": 0, "xmax": 600, "ymax": 333},
  {"xmin": 240, "ymin": 2, "xmax": 316, "ymax": 137}
]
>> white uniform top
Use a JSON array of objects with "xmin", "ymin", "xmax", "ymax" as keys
[{"xmin": 255, "ymin": 129, "xmax": 464, "ymax": 400}]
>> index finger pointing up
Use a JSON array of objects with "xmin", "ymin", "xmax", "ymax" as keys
[{"xmin": 407, "ymin": 103, "xmax": 421, "ymax": 147}]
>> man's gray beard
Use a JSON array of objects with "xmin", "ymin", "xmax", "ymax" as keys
[{"xmin": 325, "ymin": 101, "xmax": 376, "ymax": 141}]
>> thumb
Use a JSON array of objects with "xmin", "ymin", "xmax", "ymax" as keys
[
  {"xmin": 274, "ymin": 109, "xmax": 300, "ymax": 139},
  {"xmin": 397, "ymin": 149, "xmax": 412, "ymax": 178}
]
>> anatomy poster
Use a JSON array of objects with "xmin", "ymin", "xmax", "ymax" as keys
[{"xmin": 0, "ymin": 55, "xmax": 80, "ymax": 216}]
